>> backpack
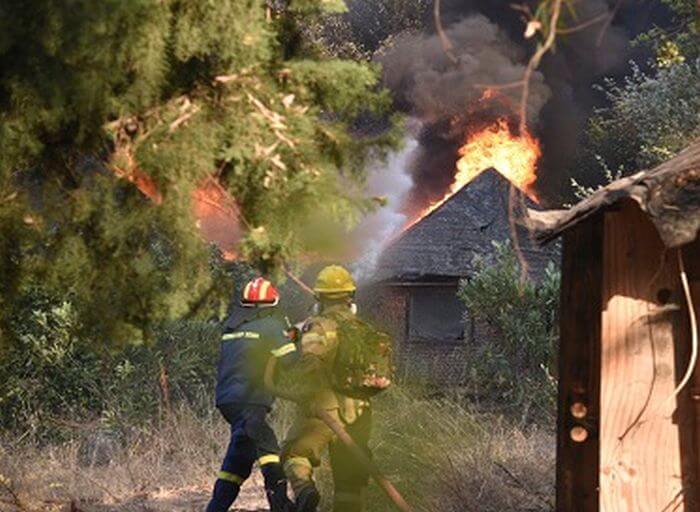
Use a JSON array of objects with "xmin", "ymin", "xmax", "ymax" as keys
[{"xmin": 325, "ymin": 311, "xmax": 394, "ymax": 399}]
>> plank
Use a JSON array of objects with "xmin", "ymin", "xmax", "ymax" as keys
[
  {"xmin": 556, "ymin": 212, "xmax": 603, "ymax": 512},
  {"xmin": 599, "ymin": 200, "xmax": 686, "ymax": 512}
]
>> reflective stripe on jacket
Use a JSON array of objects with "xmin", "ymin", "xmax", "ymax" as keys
[{"xmin": 215, "ymin": 308, "xmax": 296, "ymax": 407}]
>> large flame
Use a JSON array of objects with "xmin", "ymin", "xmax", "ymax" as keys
[
  {"xmin": 407, "ymin": 118, "xmax": 541, "ymax": 228},
  {"xmin": 456, "ymin": 118, "xmax": 541, "ymax": 198}
]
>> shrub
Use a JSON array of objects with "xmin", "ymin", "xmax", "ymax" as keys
[
  {"xmin": 457, "ymin": 242, "xmax": 560, "ymax": 423},
  {"xmin": 0, "ymin": 297, "xmax": 104, "ymax": 439},
  {"xmin": 573, "ymin": 59, "xmax": 700, "ymax": 195},
  {"xmin": 0, "ymin": 292, "xmax": 220, "ymax": 440}
]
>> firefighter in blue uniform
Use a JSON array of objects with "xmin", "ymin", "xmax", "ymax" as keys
[{"xmin": 206, "ymin": 277, "xmax": 297, "ymax": 512}]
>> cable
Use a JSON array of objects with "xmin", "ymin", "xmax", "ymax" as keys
[{"xmin": 664, "ymin": 249, "xmax": 698, "ymax": 410}]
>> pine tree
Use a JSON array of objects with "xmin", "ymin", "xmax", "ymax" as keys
[{"xmin": 0, "ymin": 0, "xmax": 397, "ymax": 347}]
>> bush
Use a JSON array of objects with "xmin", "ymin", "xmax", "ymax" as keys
[
  {"xmin": 457, "ymin": 242, "xmax": 560, "ymax": 423},
  {"xmin": 0, "ymin": 298, "xmax": 103, "ymax": 438},
  {"xmin": 0, "ymin": 293, "xmax": 220, "ymax": 440},
  {"xmin": 573, "ymin": 59, "xmax": 700, "ymax": 194}
]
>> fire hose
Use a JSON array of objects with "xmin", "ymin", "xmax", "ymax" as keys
[{"xmin": 263, "ymin": 358, "xmax": 415, "ymax": 512}]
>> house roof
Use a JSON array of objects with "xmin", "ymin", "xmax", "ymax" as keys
[
  {"xmin": 373, "ymin": 169, "xmax": 551, "ymax": 282},
  {"xmin": 527, "ymin": 139, "xmax": 700, "ymax": 248}
]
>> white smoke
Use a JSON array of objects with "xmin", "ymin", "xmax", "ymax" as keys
[{"xmin": 351, "ymin": 133, "xmax": 418, "ymax": 283}]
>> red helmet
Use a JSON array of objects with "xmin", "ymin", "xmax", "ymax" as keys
[{"xmin": 241, "ymin": 277, "xmax": 280, "ymax": 307}]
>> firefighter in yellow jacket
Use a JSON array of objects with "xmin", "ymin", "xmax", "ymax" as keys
[{"xmin": 281, "ymin": 265, "xmax": 387, "ymax": 512}]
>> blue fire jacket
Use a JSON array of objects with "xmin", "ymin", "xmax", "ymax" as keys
[{"xmin": 215, "ymin": 307, "xmax": 297, "ymax": 408}]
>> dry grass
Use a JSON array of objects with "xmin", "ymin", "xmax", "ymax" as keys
[
  {"xmin": 367, "ymin": 389, "xmax": 555, "ymax": 512},
  {"xmin": 0, "ymin": 406, "xmax": 269, "ymax": 512},
  {"xmin": 0, "ymin": 390, "xmax": 555, "ymax": 512}
]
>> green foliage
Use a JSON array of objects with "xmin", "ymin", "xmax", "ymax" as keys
[
  {"xmin": 457, "ymin": 243, "xmax": 560, "ymax": 421},
  {"xmin": 636, "ymin": 0, "xmax": 699, "ymax": 62},
  {"xmin": 572, "ymin": 59, "xmax": 700, "ymax": 194},
  {"xmin": 0, "ymin": 1, "xmax": 398, "ymax": 348},
  {"xmin": 302, "ymin": 0, "xmax": 430, "ymax": 60},
  {"xmin": 0, "ymin": 297, "xmax": 103, "ymax": 438},
  {"xmin": 570, "ymin": 0, "xmax": 699, "ymax": 196},
  {"xmin": 0, "ymin": 292, "xmax": 220, "ymax": 439}
]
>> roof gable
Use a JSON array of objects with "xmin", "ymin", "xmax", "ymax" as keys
[{"xmin": 373, "ymin": 169, "xmax": 546, "ymax": 281}]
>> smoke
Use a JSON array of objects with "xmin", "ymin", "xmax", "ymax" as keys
[
  {"xmin": 343, "ymin": 0, "xmax": 663, "ymax": 278},
  {"xmin": 371, "ymin": 0, "xmax": 647, "ymax": 208},
  {"xmin": 380, "ymin": 15, "xmax": 551, "ymax": 125},
  {"xmin": 379, "ymin": 13, "xmax": 552, "ymax": 213},
  {"xmin": 351, "ymin": 133, "xmax": 418, "ymax": 282}
]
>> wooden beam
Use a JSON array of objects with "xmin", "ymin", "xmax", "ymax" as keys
[{"xmin": 557, "ymin": 213, "xmax": 603, "ymax": 512}]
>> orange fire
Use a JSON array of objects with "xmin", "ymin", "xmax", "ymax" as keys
[
  {"xmin": 408, "ymin": 118, "xmax": 541, "ymax": 227},
  {"xmin": 192, "ymin": 179, "xmax": 242, "ymax": 260},
  {"xmin": 112, "ymin": 162, "xmax": 241, "ymax": 259},
  {"xmin": 456, "ymin": 118, "xmax": 540, "ymax": 197}
]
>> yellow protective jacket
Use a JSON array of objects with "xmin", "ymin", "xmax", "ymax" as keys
[{"xmin": 296, "ymin": 304, "xmax": 368, "ymax": 423}]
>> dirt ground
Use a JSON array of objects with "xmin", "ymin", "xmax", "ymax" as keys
[{"xmin": 1, "ymin": 471, "xmax": 270, "ymax": 512}]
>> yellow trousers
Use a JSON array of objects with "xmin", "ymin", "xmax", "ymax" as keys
[{"xmin": 281, "ymin": 405, "xmax": 372, "ymax": 512}]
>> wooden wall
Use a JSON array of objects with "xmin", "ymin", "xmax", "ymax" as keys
[
  {"xmin": 679, "ymin": 237, "xmax": 700, "ymax": 510},
  {"xmin": 557, "ymin": 200, "xmax": 699, "ymax": 511},
  {"xmin": 599, "ymin": 201, "xmax": 691, "ymax": 511}
]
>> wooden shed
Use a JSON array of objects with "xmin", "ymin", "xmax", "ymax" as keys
[{"xmin": 528, "ymin": 141, "xmax": 700, "ymax": 511}]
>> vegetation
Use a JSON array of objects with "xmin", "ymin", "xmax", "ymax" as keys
[
  {"xmin": 303, "ymin": 0, "xmax": 430, "ymax": 60},
  {"xmin": 0, "ymin": 295, "xmax": 220, "ymax": 439},
  {"xmin": 2, "ymin": 1, "xmax": 698, "ymax": 510},
  {"xmin": 458, "ymin": 243, "xmax": 560, "ymax": 423},
  {"xmin": 1, "ymin": 389, "xmax": 554, "ymax": 512},
  {"xmin": 571, "ymin": 0, "xmax": 700, "ymax": 195},
  {"xmin": 0, "ymin": 1, "xmax": 398, "ymax": 349}
]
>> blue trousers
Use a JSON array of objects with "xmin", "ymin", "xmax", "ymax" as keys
[{"xmin": 206, "ymin": 404, "xmax": 290, "ymax": 512}]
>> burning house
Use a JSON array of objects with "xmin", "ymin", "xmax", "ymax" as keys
[
  {"xmin": 361, "ymin": 165, "xmax": 556, "ymax": 386},
  {"xmin": 355, "ymin": 114, "xmax": 557, "ymax": 386}
]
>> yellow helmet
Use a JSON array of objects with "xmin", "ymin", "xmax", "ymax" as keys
[{"xmin": 314, "ymin": 265, "xmax": 356, "ymax": 297}]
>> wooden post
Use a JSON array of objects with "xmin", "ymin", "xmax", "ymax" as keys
[{"xmin": 557, "ymin": 213, "xmax": 603, "ymax": 512}]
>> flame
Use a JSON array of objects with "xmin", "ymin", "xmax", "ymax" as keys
[
  {"xmin": 111, "ymin": 141, "xmax": 242, "ymax": 259},
  {"xmin": 407, "ymin": 118, "xmax": 541, "ymax": 228},
  {"xmin": 192, "ymin": 179, "xmax": 242, "ymax": 260},
  {"xmin": 456, "ymin": 118, "xmax": 540, "ymax": 198}
]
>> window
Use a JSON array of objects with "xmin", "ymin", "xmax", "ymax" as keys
[{"xmin": 408, "ymin": 285, "xmax": 469, "ymax": 343}]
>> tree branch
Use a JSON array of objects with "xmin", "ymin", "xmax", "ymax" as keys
[
  {"xmin": 519, "ymin": 0, "xmax": 563, "ymax": 135},
  {"xmin": 434, "ymin": 0, "xmax": 459, "ymax": 65}
]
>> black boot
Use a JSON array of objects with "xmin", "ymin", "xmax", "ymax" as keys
[
  {"xmin": 261, "ymin": 463, "xmax": 293, "ymax": 512},
  {"xmin": 295, "ymin": 484, "xmax": 321, "ymax": 512}
]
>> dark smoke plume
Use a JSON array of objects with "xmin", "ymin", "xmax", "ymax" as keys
[
  {"xmin": 371, "ymin": 0, "xmax": 660, "ymax": 207},
  {"xmin": 379, "ymin": 14, "xmax": 551, "ymax": 212},
  {"xmin": 380, "ymin": 15, "xmax": 551, "ymax": 124}
]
